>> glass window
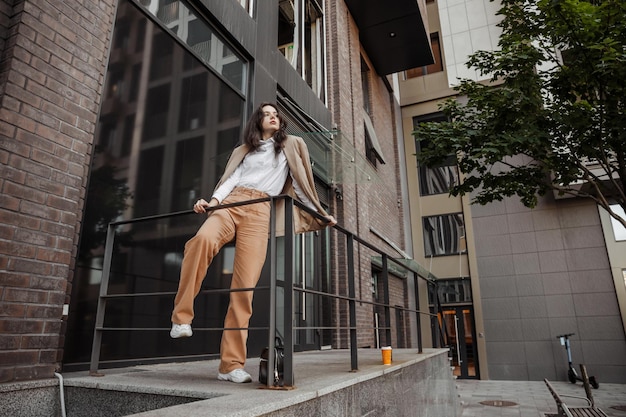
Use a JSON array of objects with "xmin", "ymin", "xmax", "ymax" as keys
[
  {"xmin": 423, "ymin": 213, "xmax": 465, "ymax": 256},
  {"xmin": 178, "ymin": 73, "xmax": 208, "ymax": 132},
  {"xmin": 361, "ymin": 57, "xmax": 371, "ymax": 114},
  {"xmin": 142, "ymin": 84, "xmax": 170, "ymax": 142},
  {"xmin": 135, "ymin": 146, "xmax": 165, "ymax": 218},
  {"xmin": 106, "ymin": 65, "xmax": 125, "ymax": 99},
  {"xmin": 278, "ymin": 0, "xmax": 325, "ymax": 100},
  {"xmin": 405, "ymin": 32, "xmax": 443, "ymax": 78},
  {"xmin": 278, "ymin": 1, "xmax": 297, "ymax": 65},
  {"xmin": 436, "ymin": 279, "xmax": 472, "ymax": 304},
  {"xmin": 371, "ymin": 271, "xmax": 379, "ymax": 300},
  {"xmin": 414, "ymin": 114, "xmax": 458, "ymax": 196},
  {"xmin": 418, "ymin": 159, "xmax": 458, "ymax": 196},
  {"xmin": 139, "ymin": 0, "xmax": 247, "ymax": 93},
  {"xmin": 365, "ymin": 126, "xmax": 377, "ymax": 167},
  {"xmin": 64, "ymin": 0, "xmax": 246, "ymax": 367},
  {"xmin": 149, "ymin": 31, "xmax": 174, "ymax": 81},
  {"xmin": 237, "ymin": 0, "xmax": 254, "ymax": 16},
  {"xmin": 304, "ymin": 1, "xmax": 324, "ymax": 97},
  {"xmin": 609, "ymin": 204, "xmax": 626, "ymax": 241}
]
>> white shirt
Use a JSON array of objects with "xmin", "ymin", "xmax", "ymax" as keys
[{"xmin": 212, "ymin": 138, "xmax": 315, "ymax": 210}]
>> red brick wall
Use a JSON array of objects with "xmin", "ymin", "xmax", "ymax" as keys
[
  {"xmin": 0, "ymin": 0, "xmax": 116, "ymax": 383},
  {"xmin": 325, "ymin": 0, "xmax": 409, "ymax": 349}
]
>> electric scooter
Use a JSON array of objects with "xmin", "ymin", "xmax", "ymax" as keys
[{"xmin": 556, "ymin": 333, "xmax": 599, "ymax": 389}]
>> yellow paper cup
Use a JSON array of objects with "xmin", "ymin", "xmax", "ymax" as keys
[{"xmin": 381, "ymin": 346, "xmax": 392, "ymax": 365}]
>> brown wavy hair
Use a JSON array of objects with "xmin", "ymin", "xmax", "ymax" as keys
[{"xmin": 242, "ymin": 102, "xmax": 288, "ymax": 154}]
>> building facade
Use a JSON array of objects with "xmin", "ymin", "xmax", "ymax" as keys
[
  {"xmin": 0, "ymin": 0, "xmax": 433, "ymax": 383},
  {"xmin": 400, "ymin": 0, "xmax": 626, "ymax": 383}
]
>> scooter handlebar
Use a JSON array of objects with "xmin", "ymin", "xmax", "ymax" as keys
[{"xmin": 556, "ymin": 333, "xmax": 575, "ymax": 339}]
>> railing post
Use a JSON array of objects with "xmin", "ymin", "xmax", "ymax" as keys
[
  {"xmin": 346, "ymin": 234, "xmax": 358, "ymax": 371},
  {"xmin": 415, "ymin": 275, "xmax": 423, "ymax": 353},
  {"xmin": 89, "ymin": 222, "xmax": 116, "ymax": 376},
  {"xmin": 433, "ymin": 282, "xmax": 442, "ymax": 348},
  {"xmin": 267, "ymin": 198, "xmax": 278, "ymax": 387},
  {"xmin": 381, "ymin": 255, "xmax": 392, "ymax": 347},
  {"xmin": 283, "ymin": 197, "xmax": 295, "ymax": 386}
]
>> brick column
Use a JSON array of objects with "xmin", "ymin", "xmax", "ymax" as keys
[{"xmin": 0, "ymin": 0, "xmax": 117, "ymax": 383}]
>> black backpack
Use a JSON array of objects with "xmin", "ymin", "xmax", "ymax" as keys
[{"xmin": 259, "ymin": 336, "xmax": 284, "ymax": 386}]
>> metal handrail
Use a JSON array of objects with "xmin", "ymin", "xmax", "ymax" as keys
[{"xmin": 88, "ymin": 195, "xmax": 441, "ymax": 388}]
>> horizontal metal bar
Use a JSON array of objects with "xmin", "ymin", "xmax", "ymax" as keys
[
  {"xmin": 95, "ymin": 326, "xmax": 271, "ymax": 332},
  {"xmin": 294, "ymin": 287, "xmax": 437, "ymax": 318},
  {"xmin": 74, "ymin": 353, "xmax": 221, "ymax": 370},
  {"xmin": 109, "ymin": 196, "xmax": 272, "ymax": 226},
  {"xmin": 292, "ymin": 326, "xmax": 390, "ymax": 331},
  {"xmin": 100, "ymin": 286, "xmax": 270, "ymax": 299}
]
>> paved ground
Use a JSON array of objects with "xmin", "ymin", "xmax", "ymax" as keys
[{"xmin": 456, "ymin": 379, "xmax": 626, "ymax": 417}]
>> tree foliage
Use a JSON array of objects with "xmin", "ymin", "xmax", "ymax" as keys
[{"xmin": 414, "ymin": 0, "xmax": 626, "ymax": 227}]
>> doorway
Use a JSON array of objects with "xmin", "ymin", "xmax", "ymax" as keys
[
  {"xmin": 441, "ymin": 307, "xmax": 478, "ymax": 379},
  {"xmin": 294, "ymin": 232, "xmax": 320, "ymax": 351}
]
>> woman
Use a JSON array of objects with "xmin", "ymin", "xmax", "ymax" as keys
[{"xmin": 170, "ymin": 102, "xmax": 336, "ymax": 383}]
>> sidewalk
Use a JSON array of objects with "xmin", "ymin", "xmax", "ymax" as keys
[{"xmin": 456, "ymin": 379, "xmax": 626, "ymax": 417}]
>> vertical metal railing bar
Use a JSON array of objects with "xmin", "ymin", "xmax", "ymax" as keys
[
  {"xmin": 89, "ymin": 222, "xmax": 116, "ymax": 376},
  {"xmin": 436, "ymin": 288, "xmax": 449, "ymax": 349},
  {"xmin": 381, "ymin": 254, "xmax": 392, "ymax": 347},
  {"xmin": 346, "ymin": 233, "xmax": 358, "ymax": 371},
  {"xmin": 267, "ymin": 198, "xmax": 278, "ymax": 388},
  {"xmin": 415, "ymin": 276, "xmax": 423, "ymax": 353},
  {"xmin": 283, "ymin": 197, "xmax": 295, "ymax": 386},
  {"xmin": 434, "ymin": 285, "xmax": 442, "ymax": 348}
]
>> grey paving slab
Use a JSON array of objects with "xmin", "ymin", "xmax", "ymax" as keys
[{"xmin": 457, "ymin": 379, "xmax": 626, "ymax": 417}]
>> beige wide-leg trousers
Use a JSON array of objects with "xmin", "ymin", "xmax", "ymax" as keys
[{"xmin": 171, "ymin": 187, "xmax": 270, "ymax": 374}]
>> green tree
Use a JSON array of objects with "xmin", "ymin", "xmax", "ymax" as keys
[{"xmin": 414, "ymin": 0, "xmax": 626, "ymax": 227}]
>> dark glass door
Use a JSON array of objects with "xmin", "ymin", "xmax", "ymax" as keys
[
  {"xmin": 441, "ymin": 307, "xmax": 478, "ymax": 379},
  {"xmin": 294, "ymin": 232, "xmax": 321, "ymax": 351}
]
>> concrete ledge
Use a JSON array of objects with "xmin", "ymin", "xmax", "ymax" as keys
[
  {"xmin": 60, "ymin": 348, "xmax": 458, "ymax": 417},
  {"xmin": 0, "ymin": 378, "xmax": 60, "ymax": 417},
  {"xmin": 0, "ymin": 348, "xmax": 458, "ymax": 416}
]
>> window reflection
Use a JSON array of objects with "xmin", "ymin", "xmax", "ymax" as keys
[
  {"xmin": 405, "ymin": 32, "xmax": 444, "ymax": 78},
  {"xmin": 437, "ymin": 279, "xmax": 472, "ymax": 304},
  {"xmin": 423, "ymin": 213, "xmax": 465, "ymax": 256},
  {"xmin": 237, "ymin": 0, "xmax": 254, "ymax": 16},
  {"xmin": 278, "ymin": 0, "xmax": 325, "ymax": 100},
  {"xmin": 609, "ymin": 204, "xmax": 626, "ymax": 241},
  {"xmin": 142, "ymin": 84, "xmax": 170, "ymax": 142},
  {"xmin": 419, "ymin": 165, "xmax": 459, "ymax": 196},
  {"xmin": 149, "ymin": 31, "xmax": 174, "ymax": 80},
  {"xmin": 172, "ymin": 137, "xmax": 203, "ymax": 212},
  {"xmin": 414, "ymin": 114, "xmax": 458, "ymax": 196},
  {"xmin": 178, "ymin": 74, "xmax": 208, "ymax": 132},
  {"xmin": 139, "ymin": 0, "xmax": 247, "ymax": 92}
]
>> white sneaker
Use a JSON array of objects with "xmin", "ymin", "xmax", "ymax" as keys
[
  {"xmin": 170, "ymin": 323, "xmax": 192, "ymax": 338},
  {"xmin": 217, "ymin": 368, "xmax": 252, "ymax": 383}
]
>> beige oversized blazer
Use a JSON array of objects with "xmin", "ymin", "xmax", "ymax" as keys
[{"xmin": 213, "ymin": 135, "xmax": 331, "ymax": 235}]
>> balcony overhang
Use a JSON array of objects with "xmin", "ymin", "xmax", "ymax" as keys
[{"xmin": 345, "ymin": 0, "xmax": 434, "ymax": 75}]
